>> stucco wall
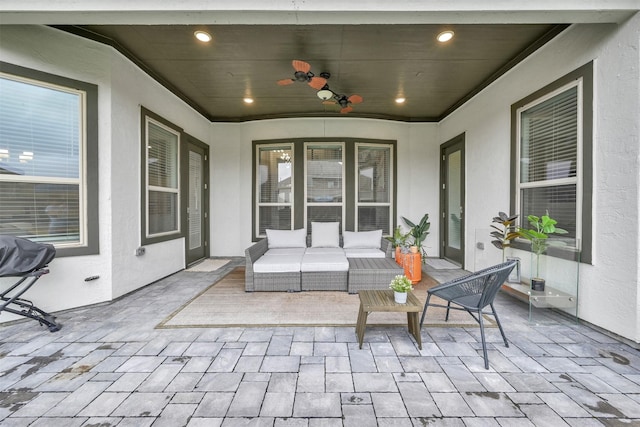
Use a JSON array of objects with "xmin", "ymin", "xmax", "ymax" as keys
[
  {"xmin": 208, "ymin": 119, "xmax": 440, "ymax": 257},
  {"xmin": 107, "ymin": 30, "xmax": 211, "ymax": 299},
  {"xmin": 0, "ymin": 26, "xmax": 115, "ymax": 316},
  {"xmin": 439, "ymin": 17, "xmax": 640, "ymax": 342},
  {"xmin": 1, "ymin": 17, "xmax": 639, "ymax": 345},
  {"xmin": 0, "ymin": 25, "xmax": 212, "ymax": 318}
]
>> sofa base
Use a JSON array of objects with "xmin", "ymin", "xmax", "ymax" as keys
[
  {"xmin": 253, "ymin": 272, "xmax": 301, "ymax": 292},
  {"xmin": 301, "ymin": 271, "xmax": 348, "ymax": 291},
  {"xmin": 347, "ymin": 258, "xmax": 404, "ymax": 294}
]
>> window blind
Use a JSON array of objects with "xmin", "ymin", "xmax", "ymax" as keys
[
  {"xmin": 146, "ymin": 119, "xmax": 179, "ymax": 236},
  {"xmin": 520, "ymin": 86, "xmax": 578, "ymax": 184},
  {"xmin": 257, "ymin": 146, "xmax": 293, "ymax": 234},
  {"xmin": 0, "ymin": 75, "xmax": 83, "ymax": 243},
  {"xmin": 518, "ymin": 84, "xmax": 579, "ymax": 240},
  {"xmin": 356, "ymin": 144, "xmax": 392, "ymax": 233},
  {"xmin": 306, "ymin": 146, "xmax": 343, "ymax": 203},
  {"xmin": 147, "ymin": 122, "xmax": 178, "ymax": 189}
]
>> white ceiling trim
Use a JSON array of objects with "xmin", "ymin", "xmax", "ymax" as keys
[{"xmin": 1, "ymin": 0, "xmax": 637, "ymax": 25}]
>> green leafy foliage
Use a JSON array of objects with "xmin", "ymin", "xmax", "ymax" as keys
[
  {"xmin": 517, "ymin": 211, "xmax": 568, "ymax": 256},
  {"xmin": 389, "ymin": 275, "xmax": 413, "ymax": 293},
  {"xmin": 401, "ymin": 213, "xmax": 430, "ymax": 259},
  {"xmin": 385, "ymin": 226, "xmax": 410, "ymax": 249},
  {"xmin": 490, "ymin": 211, "xmax": 519, "ymax": 250}
]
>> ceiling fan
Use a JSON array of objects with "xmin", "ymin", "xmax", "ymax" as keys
[
  {"xmin": 277, "ymin": 59, "xmax": 364, "ymax": 113},
  {"xmin": 317, "ymin": 84, "xmax": 363, "ymax": 114},
  {"xmin": 277, "ymin": 60, "xmax": 328, "ymax": 90}
]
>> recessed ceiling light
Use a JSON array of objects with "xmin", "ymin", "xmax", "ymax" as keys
[
  {"xmin": 244, "ymin": 98, "xmax": 254, "ymax": 104},
  {"xmin": 437, "ymin": 30, "xmax": 454, "ymax": 43},
  {"xmin": 395, "ymin": 97, "xmax": 406, "ymax": 104},
  {"xmin": 194, "ymin": 31, "xmax": 212, "ymax": 43}
]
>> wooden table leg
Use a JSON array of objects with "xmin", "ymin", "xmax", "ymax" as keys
[
  {"xmin": 356, "ymin": 303, "xmax": 368, "ymax": 349},
  {"xmin": 408, "ymin": 312, "xmax": 422, "ymax": 350}
]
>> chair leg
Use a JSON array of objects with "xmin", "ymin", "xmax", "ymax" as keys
[
  {"xmin": 478, "ymin": 311, "xmax": 489, "ymax": 370},
  {"xmin": 419, "ymin": 294, "xmax": 432, "ymax": 328},
  {"xmin": 445, "ymin": 301, "xmax": 452, "ymax": 321},
  {"xmin": 490, "ymin": 303, "xmax": 509, "ymax": 348}
]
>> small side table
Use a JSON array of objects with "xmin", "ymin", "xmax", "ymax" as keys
[{"xmin": 356, "ymin": 289, "xmax": 422, "ymax": 349}]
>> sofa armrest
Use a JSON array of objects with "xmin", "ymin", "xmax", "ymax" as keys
[
  {"xmin": 380, "ymin": 238, "xmax": 393, "ymax": 258},
  {"xmin": 244, "ymin": 239, "xmax": 268, "ymax": 291}
]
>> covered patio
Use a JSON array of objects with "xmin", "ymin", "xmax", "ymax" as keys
[{"xmin": 1, "ymin": 263, "xmax": 639, "ymax": 425}]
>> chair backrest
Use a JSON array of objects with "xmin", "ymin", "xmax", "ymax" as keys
[{"xmin": 476, "ymin": 260, "xmax": 518, "ymax": 308}]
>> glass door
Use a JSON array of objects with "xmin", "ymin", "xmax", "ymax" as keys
[
  {"xmin": 186, "ymin": 138, "xmax": 209, "ymax": 266},
  {"xmin": 440, "ymin": 134, "xmax": 465, "ymax": 267}
]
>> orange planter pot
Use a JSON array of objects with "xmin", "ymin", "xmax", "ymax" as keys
[
  {"xmin": 403, "ymin": 252, "xmax": 422, "ymax": 284},
  {"xmin": 395, "ymin": 247, "xmax": 404, "ymax": 267}
]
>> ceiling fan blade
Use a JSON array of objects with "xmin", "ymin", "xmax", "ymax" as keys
[
  {"xmin": 277, "ymin": 79, "xmax": 295, "ymax": 86},
  {"xmin": 292, "ymin": 60, "xmax": 311, "ymax": 73},
  {"xmin": 322, "ymin": 100, "xmax": 336, "ymax": 105},
  {"xmin": 348, "ymin": 94, "xmax": 363, "ymax": 104},
  {"xmin": 308, "ymin": 77, "xmax": 327, "ymax": 90},
  {"xmin": 340, "ymin": 106, "xmax": 353, "ymax": 114}
]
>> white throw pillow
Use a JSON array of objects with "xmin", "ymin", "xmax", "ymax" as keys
[
  {"xmin": 342, "ymin": 230, "xmax": 382, "ymax": 249},
  {"xmin": 311, "ymin": 222, "xmax": 340, "ymax": 248},
  {"xmin": 266, "ymin": 228, "xmax": 307, "ymax": 248}
]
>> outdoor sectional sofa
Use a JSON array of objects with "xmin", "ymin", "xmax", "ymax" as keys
[{"xmin": 245, "ymin": 222, "xmax": 400, "ymax": 293}]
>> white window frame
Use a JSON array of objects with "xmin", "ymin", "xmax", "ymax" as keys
[
  {"xmin": 255, "ymin": 142, "xmax": 294, "ymax": 237},
  {"xmin": 515, "ymin": 79, "xmax": 583, "ymax": 244},
  {"xmin": 145, "ymin": 116, "xmax": 181, "ymax": 239},
  {"xmin": 303, "ymin": 142, "xmax": 345, "ymax": 232},
  {"xmin": 0, "ymin": 72, "xmax": 88, "ymax": 249},
  {"xmin": 354, "ymin": 142, "xmax": 394, "ymax": 233}
]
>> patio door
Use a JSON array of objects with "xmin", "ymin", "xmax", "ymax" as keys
[
  {"xmin": 440, "ymin": 134, "xmax": 465, "ymax": 267},
  {"xmin": 185, "ymin": 136, "xmax": 209, "ymax": 266}
]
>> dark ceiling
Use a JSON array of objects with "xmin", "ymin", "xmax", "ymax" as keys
[{"xmin": 59, "ymin": 23, "xmax": 566, "ymax": 122}]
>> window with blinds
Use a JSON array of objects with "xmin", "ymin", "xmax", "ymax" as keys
[
  {"xmin": 253, "ymin": 138, "xmax": 396, "ymax": 241},
  {"xmin": 256, "ymin": 145, "xmax": 293, "ymax": 235},
  {"xmin": 0, "ymin": 73, "xmax": 84, "ymax": 245},
  {"xmin": 145, "ymin": 118, "xmax": 180, "ymax": 237},
  {"xmin": 305, "ymin": 144, "xmax": 344, "ymax": 231},
  {"xmin": 517, "ymin": 81, "xmax": 581, "ymax": 239},
  {"xmin": 356, "ymin": 144, "xmax": 392, "ymax": 234}
]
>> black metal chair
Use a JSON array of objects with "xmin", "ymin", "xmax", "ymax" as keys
[{"xmin": 420, "ymin": 260, "xmax": 517, "ymax": 369}]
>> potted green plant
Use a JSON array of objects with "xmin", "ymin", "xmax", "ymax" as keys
[
  {"xmin": 490, "ymin": 212, "xmax": 520, "ymax": 260},
  {"xmin": 401, "ymin": 213, "xmax": 430, "ymax": 261},
  {"xmin": 517, "ymin": 211, "xmax": 568, "ymax": 291},
  {"xmin": 389, "ymin": 274, "xmax": 413, "ymax": 303},
  {"xmin": 385, "ymin": 226, "xmax": 410, "ymax": 258}
]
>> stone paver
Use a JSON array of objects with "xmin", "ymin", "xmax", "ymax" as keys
[{"xmin": 0, "ymin": 258, "xmax": 639, "ymax": 426}]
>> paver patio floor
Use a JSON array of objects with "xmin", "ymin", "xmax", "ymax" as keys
[{"xmin": 1, "ymin": 257, "xmax": 639, "ymax": 426}]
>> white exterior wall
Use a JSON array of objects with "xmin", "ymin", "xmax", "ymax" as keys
[
  {"xmin": 0, "ymin": 25, "xmax": 211, "ymax": 318},
  {"xmin": 0, "ymin": 25, "xmax": 115, "ymax": 315},
  {"xmin": 209, "ymin": 119, "xmax": 439, "ymax": 257},
  {"xmin": 1, "ymin": 16, "xmax": 639, "ymax": 345},
  {"xmin": 439, "ymin": 18, "xmax": 640, "ymax": 342},
  {"xmin": 108, "ymin": 32, "xmax": 211, "ymax": 298}
]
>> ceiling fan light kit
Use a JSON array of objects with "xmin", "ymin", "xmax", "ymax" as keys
[
  {"xmin": 317, "ymin": 89, "xmax": 334, "ymax": 100},
  {"xmin": 277, "ymin": 60, "xmax": 363, "ymax": 114}
]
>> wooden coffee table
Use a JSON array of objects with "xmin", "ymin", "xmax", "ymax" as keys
[{"xmin": 356, "ymin": 289, "xmax": 422, "ymax": 349}]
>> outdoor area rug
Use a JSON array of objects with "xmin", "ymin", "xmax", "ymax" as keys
[
  {"xmin": 186, "ymin": 258, "xmax": 230, "ymax": 272},
  {"xmin": 157, "ymin": 267, "xmax": 495, "ymax": 329}
]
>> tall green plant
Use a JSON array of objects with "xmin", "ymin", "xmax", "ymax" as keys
[
  {"xmin": 490, "ymin": 212, "xmax": 519, "ymax": 260},
  {"xmin": 385, "ymin": 226, "xmax": 410, "ymax": 249},
  {"xmin": 402, "ymin": 213, "xmax": 430, "ymax": 261},
  {"xmin": 518, "ymin": 211, "xmax": 568, "ymax": 277}
]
